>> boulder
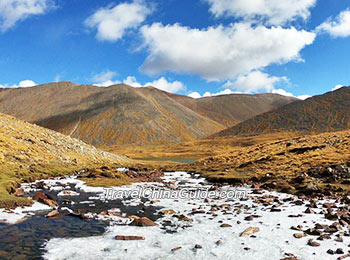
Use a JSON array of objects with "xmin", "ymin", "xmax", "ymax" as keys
[
  {"xmin": 115, "ymin": 235, "xmax": 145, "ymax": 241},
  {"xmin": 240, "ymin": 227, "xmax": 260, "ymax": 237},
  {"xmin": 130, "ymin": 217, "xmax": 157, "ymax": 227}
]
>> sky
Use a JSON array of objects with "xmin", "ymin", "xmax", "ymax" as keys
[{"xmin": 0, "ymin": 0, "xmax": 350, "ymax": 99}]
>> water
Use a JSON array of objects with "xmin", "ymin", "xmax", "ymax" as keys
[
  {"xmin": 0, "ymin": 180, "xmax": 163, "ymax": 260},
  {"xmin": 135, "ymin": 158, "xmax": 198, "ymax": 164}
]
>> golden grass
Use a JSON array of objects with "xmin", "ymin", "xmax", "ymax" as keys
[{"xmin": 0, "ymin": 113, "xmax": 131, "ymax": 208}]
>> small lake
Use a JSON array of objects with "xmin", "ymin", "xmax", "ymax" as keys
[{"xmin": 134, "ymin": 158, "xmax": 198, "ymax": 164}]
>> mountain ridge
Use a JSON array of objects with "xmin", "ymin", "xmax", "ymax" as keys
[{"xmin": 0, "ymin": 81, "xmax": 296, "ymax": 147}]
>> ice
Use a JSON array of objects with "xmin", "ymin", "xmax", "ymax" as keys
[
  {"xmin": 42, "ymin": 172, "xmax": 349, "ymax": 260},
  {"xmin": 0, "ymin": 201, "xmax": 51, "ymax": 224}
]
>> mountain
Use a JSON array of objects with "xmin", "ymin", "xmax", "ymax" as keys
[
  {"xmin": 0, "ymin": 112, "xmax": 129, "ymax": 207},
  {"xmin": 212, "ymin": 87, "xmax": 350, "ymax": 138},
  {"xmin": 166, "ymin": 92, "xmax": 297, "ymax": 127},
  {"xmin": 0, "ymin": 81, "xmax": 295, "ymax": 147},
  {"xmin": 179, "ymin": 129, "xmax": 350, "ymax": 195}
]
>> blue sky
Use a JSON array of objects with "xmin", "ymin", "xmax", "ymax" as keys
[{"xmin": 0, "ymin": 0, "xmax": 350, "ymax": 99}]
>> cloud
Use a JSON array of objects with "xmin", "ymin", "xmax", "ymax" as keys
[
  {"xmin": 144, "ymin": 77, "xmax": 185, "ymax": 93},
  {"xmin": 94, "ymin": 80, "xmax": 121, "ymax": 87},
  {"xmin": 204, "ymin": 0, "xmax": 316, "ymax": 26},
  {"xmin": 0, "ymin": 0, "xmax": 54, "ymax": 32},
  {"xmin": 0, "ymin": 79, "xmax": 37, "ymax": 88},
  {"xmin": 92, "ymin": 71, "xmax": 121, "ymax": 87},
  {"xmin": 123, "ymin": 76, "xmax": 185, "ymax": 93},
  {"xmin": 297, "ymin": 94, "xmax": 311, "ymax": 100},
  {"xmin": 93, "ymin": 74, "xmax": 185, "ymax": 93},
  {"xmin": 140, "ymin": 22, "xmax": 315, "ymax": 81},
  {"xmin": 92, "ymin": 71, "xmax": 117, "ymax": 83},
  {"xmin": 123, "ymin": 76, "xmax": 143, "ymax": 88},
  {"xmin": 317, "ymin": 9, "xmax": 350, "ymax": 38},
  {"xmin": 332, "ymin": 84, "xmax": 344, "ymax": 91},
  {"xmin": 188, "ymin": 89, "xmax": 240, "ymax": 99},
  {"xmin": 188, "ymin": 71, "xmax": 311, "ymax": 99},
  {"xmin": 223, "ymin": 71, "xmax": 288, "ymax": 93},
  {"xmin": 85, "ymin": 0, "xmax": 152, "ymax": 42},
  {"xmin": 188, "ymin": 92, "xmax": 202, "ymax": 99}
]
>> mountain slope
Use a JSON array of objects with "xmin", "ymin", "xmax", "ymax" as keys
[
  {"xmin": 0, "ymin": 113, "xmax": 130, "ymax": 207},
  {"xmin": 0, "ymin": 82, "xmax": 223, "ymax": 147},
  {"xmin": 0, "ymin": 81, "xmax": 296, "ymax": 147},
  {"xmin": 177, "ymin": 129, "xmax": 350, "ymax": 195},
  {"xmin": 212, "ymin": 87, "xmax": 350, "ymax": 138},
  {"xmin": 167, "ymin": 93, "xmax": 297, "ymax": 127}
]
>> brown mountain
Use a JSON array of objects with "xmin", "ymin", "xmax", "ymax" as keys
[
  {"xmin": 212, "ymin": 86, "xmax": 350, "ymax": 138},
  {"xmin": 0, "ymin": 81, "xmax": 295, "ymax": 147},
  {"xmin": 166, "ymin": 92, "xmax": 297, "ymax": 127}
]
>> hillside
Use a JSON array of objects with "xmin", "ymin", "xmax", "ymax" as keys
[
  {"xmin": 0, "ymin": 82, "xmax": 295, "ymax": 147},
  {"xmin": 0, "ymin": 82, "xmax": 222, "ymax": 147},
  {"xmin": 176, "ymin": 129, "xmax": 350, "ymax": 195},
  {"xmin": 167, "ymin": 92, "xmax": 297, "ymax": 127},
  {"xmin": 212, "ymin": 87, "xmax": 350, "ymax": 138},
  {"xmin": 0, "ymin": 113, "xmax": 130, "ymax": 208}
]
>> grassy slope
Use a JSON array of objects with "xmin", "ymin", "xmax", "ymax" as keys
[
  {"xmin": 212, "ymin": 86, "xmax": 350, "ymax": 138},
  {"xmin": 0, "ymin": 113, "xmax": 131, "ymax": 208},
  {"xmin": 173, "ymin": 130, "xmax": 350, "ymax": 194}
]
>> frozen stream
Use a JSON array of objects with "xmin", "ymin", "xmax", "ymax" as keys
[{"xmin": 0, "ymin": 171, "xmax": 349, "ymax": 259}]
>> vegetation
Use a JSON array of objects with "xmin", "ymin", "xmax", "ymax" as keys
[{"xmin": 0, "ymin": 113, "xmax": 130, "ymax": 208}]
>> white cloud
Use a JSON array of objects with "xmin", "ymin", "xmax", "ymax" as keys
[
  {"xmin": 332, "ymin": 84, "xmax": 344, "ymax": 91},
  {"xmin": 94, "ymin": 80, "xmax": 121, "ymax": 87},
  {"xmin": 85, "ymin": 0, "xmax": 152, "ymax": 42},
  {"xmin": 0, "ymin": 79, "xmax": 37, "ymax": 88},
  {"xmin": 123, "ymin": 76, "xmax": 143, "ymax": 88},
  {"xmin": 271, "ymin": 88, "xmax": 295, "ymax": 97},
  {"xmin": 0, "ymin": 0, "xmax": 54, "ymax": 32},
  {"xmin": 144, "ymin": 77, "xmax": 185, "ymax": 93},
  {"xmin": 188, "ymin": 92, "xmax": 202, "ymax": 99},
  {"xmin": 297, "ymin": 94, "xmax": 311, "ymax": 100},
  {"xmin": 204, "ymin": 0, "xmax": 316, "ymax": 26},
  {"xmin": 92, "ymin": 71, "xmax": 120, "ymax": 87},
  {"xmin": 92, "ymin": 71, "xmax": 117, "ymax": 83},
  {"xmin": 188, "ymin": 89, "xmax": 241, "ymax": 98},
  {"xmin": 140, "ymin": 22, "xmax": 315, "ymax": 81},
  {"xmin": 317, "ymin": 9, "xmax": 350, "ymax": 38},
  {"xmin": 123, "ymin": 76, "xmax": 185, "ymax": 93},
  {"xmin": 223, "ymin": 71, "xmax": 288, "ymax": 93}
]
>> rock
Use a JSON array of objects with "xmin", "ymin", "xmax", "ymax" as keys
[
  {"xmin": 194, "ymin": 244, "xmax": 202, "ymax": 249},
  {"xmin": 174, "ymin": 214, "xmax": 193, "ymax": 222},
  {"xmin": 240, "ymin": 227, "xmax": 260, "ymax": 237},
  {"xmin": 337, "ymin": 253, "xmax": 350, "ymax": 260},
  {"xmin": 171, "ymin": 247, "xmax": 182, "ymax": 252},
  {"xmin": 327, "ymin": 249, "xmax": 335, "ymax": 255},
  {"xmin": 304, "ymin": 207, "xmax": 315, "ymax": 214},
  {"xmin": 335, "ymin": 237, "xmax": 344, "ymax": 242},
  {"xmin": 336, "ymin": 248, "xmax": 345, "ymax": 254},
  {"xmin": 244, "ymin": 215, "xmax": 254, "ymax": 221},
  {"xmin": 220, "ymin": 223, "xmax": 232, "ymax": 228},
  {"xmin": 160, "ymin": 209, "xmax": 176, "ymax": 215},
  {"xmin": 130, "ymin": 217, "xmax": 157, "ymax": 227},
  {"xmin": 293, "ymin": 233, "xmax": 307, "ymax": 239},
  {"xmin": 33, "ymin": 192, "xmax": 58, "ymax": 208},
  {"xmin": 305, "ymin": 228, "xmax": 322, "ymax": 236},
  {"xmin": 307, "ymin": 239, "xmax": 320, "ymax": 247},
  {"xmin": 280, "ymin": 257, "xmax": 300, "ymax": 260},
  {"xmin": 45, "ymin": 210, "xmax": 59, "ymax": 218},
  {"xmin": 115, "ymin": 235, "xmax": 145, "ymax": 241},
  {"xmin": 215, "ymin": 240, "xmax": 222, "ymax": 245},
  {"xmin": 13, "ymin": 188, "xmax": 24, "ymax": 197}
]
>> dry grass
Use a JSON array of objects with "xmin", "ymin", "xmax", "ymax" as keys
[
  {"xmin": 0, "ymin": 113, "xmax": 131, "ymax": 208},
  {"xmin": 170, "ymin": 130, "xmax": 350, "ymax": 194},
  {"xmin": 110, "ymin": 132, "xmax": 297, "ymax": 160}
]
